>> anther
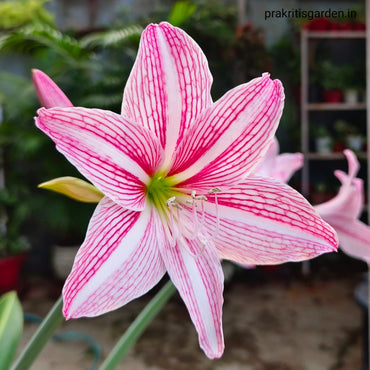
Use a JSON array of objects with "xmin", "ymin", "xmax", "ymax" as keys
[
  {"xmin": 191, "ymin": 190, "xmax": 207, "ymax": 201},
  {"xmin": 208, "ymin": 187, "xmax": 221, "ymax": 194},
  {"xmin": 166, "ymin": 196, "xmax": 183, "ymax": 210}
]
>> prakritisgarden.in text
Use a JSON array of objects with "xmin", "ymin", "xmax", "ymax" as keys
[{"xmin": 264, "ymin": 8, "xmax": 357, "ymax": 21}]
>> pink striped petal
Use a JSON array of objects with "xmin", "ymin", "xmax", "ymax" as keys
[
  {"xmin": 323, "ymin": 218, "xmax": 370, "ymax": 264},
  {"xmin": 314, "ymin": 150, "xmax": 363, "ymax": 220},
  {"xmin": 35, "ymin": 107, "xmax": 164, "ymax": 211},
  {"xmin": 253, "ymin": 136, "xmax": 280, "ymax": 178},
  {"xmin": 253, "ymin": 137, "xmax": 304, "ymax": 183},
  {"xmin": 32, "ymin": 69, "xmax": 73, "ymax": 108},
  {"xmin": 313, "ymin": 150, "xmax": 370, "ymax": 263},
  {"xmin": 201, "ymin": 177, "xmax": 338, "ymax": 265},
  {"xmin": 158, "ymin": 236, "xmax": 224, "ymax": 358},
  {"xmin": 168, "ymin": 74, "xmax": 284, "ymax": 191},
  {"xmin": 63, "ymin": 197, "xmax": 166, "ymax": 318},
  {"xmin": 273, "ymin": 152, "xmax": 304, "ymax": 183},
  {"xmin": 121, "ymin": 22, "xmax": 213, "ymax": 167}
]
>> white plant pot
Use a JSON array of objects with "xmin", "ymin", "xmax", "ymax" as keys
[
  {"xmin": 347, "ymin": 135, "xmax": 363, "ymax": 151},
  {"xmin": 344, "ymin": 89, "xmax": 358, "ymax": 104},
  {"xmin": 52, "ymin": 245, "xmax": 79, "ymax": 280},
  {"xmin": 315, "ymin": 137, "xmax": 332, "ymax": 153}
]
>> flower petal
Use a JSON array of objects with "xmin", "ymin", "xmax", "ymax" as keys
[
  {"xmin": 158, "ymin": 236, "xmax": 224, "ymax": 358},
  {"xmin": 252, "ymin": 136, "xmax": 280, "ymax": 178},
  {"xmin": 273, "ymin": 152, "xmax": 304, "ymax": 183},
  {"xmin": 313, "ymin": 150, "xmax": 370, "ymax": 263},
  {"xmin": 38, "ymin": 176, "xmax": 103, "ymax": 203},
  {"xmin": 32, "ymin": 69, "xmax": 73, "ymax": 108},
  {"xmin": 169, "ymin": 73, "xmax": 284, "ymax": 191},
  {"xmin": 121, "ymin": 22, "xmax": 213, "ymax": 167},
  {"xmin": 324, "ymin": 218, "xmax": 370, "ymax": 264},
  {"xmin": 201, "ymin": 177, "xmax": 338, "ymax": 265},
  {"xmin": 63, "ymin": 197, "xmax": 166, "ymax": 318},
  {"xmin": 35, "ymin": 107, "xmax": 164, "ymax": 211},
  {"xmin": 314, "ymin": 150, "xmax": 363, "ymax": 220}
]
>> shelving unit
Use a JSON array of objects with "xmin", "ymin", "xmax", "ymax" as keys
[{"xmin": 300, "ymin": 28, "xmax": 368, "ymax": 217}]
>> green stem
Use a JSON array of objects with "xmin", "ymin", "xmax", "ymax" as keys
[
  {"xmin": 11, "ymin": 295, "xmax": 64, "ymax": 370},
  {"xmin": 99, "ymin": 280, "xmax": 176, "ymax": 370}
]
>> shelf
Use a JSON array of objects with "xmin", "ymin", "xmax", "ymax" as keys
[
  {"xmin": 307, "ymin": 102, "xmax": 367, "ymax": 111},
  {"xmin": 303, "ymin": 30, "xmax": 366, "ymax": 39},
  {"xmin": 306, "ymin": 152, "xmax": 368, "ymax": 160}
]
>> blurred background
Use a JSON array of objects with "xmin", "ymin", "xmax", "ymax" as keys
[{"xmin": 0, "ymin": 0, "xmax": 367, "ymax": 289}]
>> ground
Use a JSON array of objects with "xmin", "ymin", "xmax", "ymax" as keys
[{"xmin": 17, "ymin": 253, "xmax": 366, "ymax": 370}]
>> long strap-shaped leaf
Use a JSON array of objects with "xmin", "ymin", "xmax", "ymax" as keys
[
  {"xmin": 11, "ymin": 295, "xmax": 63, "ymax": 370},
  {"xmin": 99, "ymin": 280, "xmax": 176, "ymax": 370},
  {"xmin": 0, "ymin": 291, "xmax": 23, "ymax": 370}
]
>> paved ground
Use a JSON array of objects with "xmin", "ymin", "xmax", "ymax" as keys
[{"xmin": 16, "ymin": 253, "xmax": 366, "ymax": 370}]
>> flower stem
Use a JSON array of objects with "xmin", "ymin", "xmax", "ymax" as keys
[
  {"xmin": 11, "ymin": 295, "xmax": 64, "ymax": 370},
  {"xmin": 99, "ymin": 280, "xmax": 176, "ymax": 370}
]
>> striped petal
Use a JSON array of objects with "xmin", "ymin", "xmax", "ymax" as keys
[
  {"xmin": 32, "ymin": 69, "xmax": 73, "ymax": 108},
  {"xmin": 315, "ymin": 150, "xmax": 363, "ymax": 220},
  {"xmin": 35, "ymin": 107, "xmax": 164, "ymax": 211},
  {"xmin": 168, "ymin": 74, "xmax": 284, "ymax": 191},
  {"xmin": 158, "ymin": 236, "xmax": 224, "ymax": 358},
  {"xmin": 63, "ymin": 197, "xmax": 166, "ymax": 318},
  {"xmin": 314, "ymin": 150, "xmax": 370, "ymax": 263},
  {"xmin": 273, "ymin": 153, "xmax": 304, "ymax": 183},
  {"xmin": 323, "ymin": 218, "xmax": 370, "ymax": 264},
  {"xmin": 201, "ymin": 177, "xmax": 338, "ymax": 265},
  {"xmin": 121, "ymin": 22, "xmax": 213, "ymax": 168},
  {"xmin": 254, "ymin": 137, "xmax": 304, "ymax": 183}
]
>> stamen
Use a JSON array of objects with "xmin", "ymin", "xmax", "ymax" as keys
[
  {"xmin": 178, "ymin": 235, "xmax": 207, "ymax": 259},
  {"xmin": 165, "ymin": 193, "xmax": 210, "ymax": 258},
  {"xmin": 208, "ymin": 188, "xmax": 221, "ymax": 236},
  {"xmin": 167, "ymin": 196, "xmax": 182, "ymax": 247}
]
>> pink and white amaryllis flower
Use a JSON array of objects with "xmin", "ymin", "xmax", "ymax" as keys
[
  {"xmin": 314, "ymin": 150, "xmax": 370, "ymax": 264},
  {"xmin": 253, "ymin": 137, "xmax": 304, "ymax": 182},
  {"xmin": 34, "ymin": 22, "xmax": 338, "ymax": 358}
]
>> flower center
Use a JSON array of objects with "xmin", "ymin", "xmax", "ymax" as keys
[
  {"xmin": 146, "ymin": 173, "xmax": 179, "ymax": 215},
  {"xmin": 146, "ymin": 173, "xmax": 221, "ymax": 257}
]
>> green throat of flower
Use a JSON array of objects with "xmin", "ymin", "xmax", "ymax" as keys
[{"xmin": 146, "ymin": 173, "xmax": 180, "ymax": 216}]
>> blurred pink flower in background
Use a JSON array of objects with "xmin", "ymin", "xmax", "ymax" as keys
[
  {"xmin": 315, "ymin": 150, "xmax": 370, "ymax": 264},
  {"xmin": 253, "ymin": 137, "xmax": 304, "ymax": 182}
]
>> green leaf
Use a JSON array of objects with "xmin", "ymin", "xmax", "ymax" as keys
[
  {"xmin": 80, "ymin": 25, "xmax": 143, "ymax": 49},
  {"xmin": 0, "ymin": 291, "xmax": 23, "ymax": 370},
  {"xmin": 168, "ymin": 1, "xmax": 197, "ymax": 27}
]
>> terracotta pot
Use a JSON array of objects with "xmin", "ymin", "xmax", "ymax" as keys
[
  {"xmin": 0, "ymin": 253, "xmax": 26, "ymax": 294},
  {"xmin": 323, "ymin": 90, "xmax": 343, "ymax": 103}
]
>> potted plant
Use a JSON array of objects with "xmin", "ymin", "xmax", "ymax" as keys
[
  {"xmin": 0, "ymin": 188, "xmax": 30, "ymax": 294},
  {"xmin": 333, "ymin": 119, "xmax": 349, "ymax": 152},
  {"xmin": 319, "ymin": 60, "xmax": 346, "ymax": 103},
  {"xmin": 346, "ymin": 126, "xmax": 364, "ymax": 152},
  {"xmin": 314, "ymin": 125, "xmax": 332, "ymax": 153},
  {"xmin": 333, "ymin": 119, "xmax": 364, "ymax": 152},
  {"xmin": 341, "ymin": 65, "xmax": 359, "ymax": 104}
]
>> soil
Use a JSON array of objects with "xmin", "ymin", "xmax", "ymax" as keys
[{"xmin": 17, "ymin": 253, "xmax": 366, "ymax": 370}]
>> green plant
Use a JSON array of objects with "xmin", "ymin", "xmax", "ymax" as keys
[
  {"xmin": 0, "ymin": 291, "xmax": 23, "ymax": 369},
  {"xmin": 0, "ymin": 0, "xmax": 54, "ymax": 30},
  {"xmin": 0, "ymin": 188, "xmax": 30, "ymax": 258},
  {"xmin": 314, "ymin": 125, "xmax": 330, "ymax": 138},
  {"xmin": 318, "ymin": 60, "xmax": 348, "ymax": 91}
]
